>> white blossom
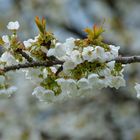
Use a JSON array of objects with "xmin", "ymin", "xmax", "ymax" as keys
[
  {"xmin": 88, "ymin": 73, "xmax": 109, "ymax": 89},
  {"xmin": 63, "ymin": 60, "xmax": 76, "ymax": 74},
  {"xmin": 47, "ymin": 38, "xmax": 75, "ymax": 60},
  {"xmin": 7, "ymin": 21, "xmax": 20, "ymax": 30},
  {"xmin": 54, "ymin": 43, "xmax": 66, "ymax": 57},
  {"xmin": 2, "ymin": 35, "xmax": 10, "ymax": 49},
  {"xmin": 32, "ymin": 86, "xmax": 55, "ymax": 102},
  {"xmin": 88, "ymin": 74, "xmax": 100, "ymax": 88},
  {"xmin": 71, "ymin": 50, "xmax": 83, "ymax": 65},
  {"xmin": 82, "ymin": 46, "xmax": 94, "ymax": 62},
  {"xmin": 23, "ymin": 40, "xmax": 32, "ymax": 49},
  {"xmin": 92, "ymin": 46, "xmax": 106, "ymax": 62},
  {"xmin": 66, "ymin": 79, "xmax": 78, "ymax": 97},
  {"xmin": 56, "ymin": 78, "xmax": 78, "ymax": 97},
  {"xmin": 0, "ymin": 52, "xmax": 16, "ymax": 65},
  {"xmin": 77, "ymin": 78, "xmax": 93, "ymax": 96},
  {"xmin": 64, "ymin": 37, "xmax": 75, "ymax": 55},
  {"xmin": 106, "ymin": 61, "xmax": 115, "ymax": 70},
  {"xmin": 109, "ymin": 45, "xmax": 120, "ymax": 59},
  {"xmin": 2, "ymin": 35, "xmax": 9, "ymax": 43},
  {"xmin": 47, "ymin": 43, "xmax": 66, "ymax": 58},
  {"xmin": 77, "ymin": 78, "xmax": 89, "ymax": 89},
  {"xmin": 109, "ymin": 75, "xmax": 125, "ymax": 89},
  {"xmin": 23, "ymin": 38, "xmax": 36, "ymax": 49},
  {"xmin": 98, "ymin": 68, "xmax": 111, "ymax": 77},
  {"xmin": 47, "ymin": 48, "xmax": 55, "ymax": 57},
  {"xmin": 23, "ymin": 68, "xmax": 42, "ymax": 84}
]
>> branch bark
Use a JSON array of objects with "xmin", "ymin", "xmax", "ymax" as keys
[
  {"xmin": 1, "ymin": 56, "xmax": 140, "ymax": 73},
  {"xmin": 1, "ymin": 60, "xmax": 64, "ymax": 73},
  {"xmin": 16, "ymin": 49, "xmax": 34, "ymax": 62},
  {"xmin": 114, "ymin": 56, "xmax": 140, "ymax": 64}
]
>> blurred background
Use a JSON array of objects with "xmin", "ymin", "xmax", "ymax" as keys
[{"xmin": 0, "ymin": 0, "xmax": 140, "ymax": 139}]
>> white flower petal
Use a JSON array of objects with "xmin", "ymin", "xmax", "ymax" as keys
[
  {"xmin": 109, "ymin": 76, "xmax": 125, "ymax": 89},
  {"xmin": 98, "ymin": 68, "xmax": 111, "ymax": 77},
  {"xmin": 88, "ymin": 74, "xmax": 108, "ymax": 89},
  {"xmin": 47, "ymin": 48, "xmax": 55, "ymax": 57},
  {"xmin": 107, "ymin": 61, "xmax": 115, "ymax": 70},
  {"xmin": 2, "ymin": 35, "xmax": 9, "ymax": 43},
  {"xmin": 2, "ymin": 35, "xmax": 10, "ymax": 49},
  {"xmin": 7, "ymin": 21, "xmax": 20, "ymax": 30},
  {"xmin": 32, "ymin": 86, "xmax": 54, "ymax": 102},
  {"xmin": 23, "ymin": 38, "xmax": 36, "ymax": 49},
  {"xmin": 54, "ymin": 43, "xmax": 66, "ymax": 57},
  {"xmin": 65, "ymin": 79, "xmax": 78, "ymax": 97},
  {"xmin": 71, "ymin": 50, "xmax": 83, "ymax": 64},
  {"xmin": 92, "ymin": 46, "xmax": 106, "ymax": 62},
  {"xmin": 63, "ymin": 60, "xmax": 76, "ymax": 74},
  {"xmin": 109, "ymin": 45, "xmax": 120, "ymax": 59},
  {"xmin": 82, "ymin": 46, "xmax": 94, "ymax": 62},
  {"xmin": 64, "ymin": 37, "xmax": 75, "ymax": 55},
  {"xmin": 77, "ymin": 78, "xmax": 89, "ymax": 89},
  {"xmin": 0, "ymin": 52, "xmax": 16, "ymax": 65}
]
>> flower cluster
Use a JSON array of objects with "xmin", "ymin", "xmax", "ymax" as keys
[
  {"xmin": 0, "ymin": 17, "xmax": 138, "ymax": 103},
  {"xmin": 38, "ymin": 42, "xmax": 125, "ymax": 102}
]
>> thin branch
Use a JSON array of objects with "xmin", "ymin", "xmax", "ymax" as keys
[
  {"xmin": 2, "ymin": 60, "xmax": 64, "ymax": 73},
  {"xmin": 114, "ymin": 56, "xmax": 140, "ymax": 64},
  {"xmin": 1, "ymin": 56, "xmax": 140, "ymax": 73},
  {"xmin": 16, "ymin": 49, "xmax": 34, "ymax": 62},
  {"xmin": 55, "ymin": 66, "xmax": 63, "ymax": 76}
]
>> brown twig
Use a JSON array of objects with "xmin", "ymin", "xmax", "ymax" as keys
[
  {"xmin": 115, "ymin": 56, "xmax": 140, "ymax": 64},
  {"xmin": 16, "ymin": 49, "xmax": 34, "ymax": 62},
  {"xmin": 2, "ymin": 60, "xmax": 64, "ymax": 73},
  {"xmin": 1, "ymin": 56, "xmax": 140, "ymax": 73},
  {"xmin": 55, "ymin": 66, "xmax": 63, "ymax": 76}
]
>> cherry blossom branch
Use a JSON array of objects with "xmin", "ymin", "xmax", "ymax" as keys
[
  {"xmin": 1, "ymin": 55, "xmax": 140, "ymax": 73},
  {"xmin": 114, "ymin": 56, "xmax": 140, "ymax": 64},
  {"xmin": 1, "ymin": 60, "xmax": 64, "ymax": 73}
]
